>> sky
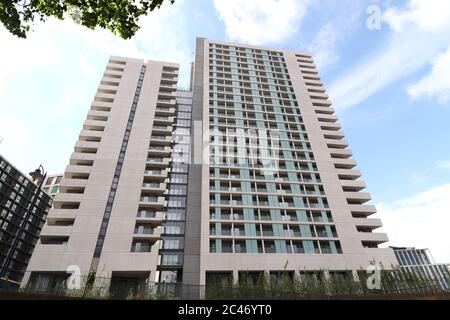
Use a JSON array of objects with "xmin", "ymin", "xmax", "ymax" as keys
[{"xmin": 0, "ymin": 0, "xmax": 449, "ymax": 263}]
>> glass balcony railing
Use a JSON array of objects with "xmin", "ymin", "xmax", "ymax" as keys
[
  {"xmin": 140, "ymin": 196, "xmax": 159, "ymax": 203},
  {"xmin": 145, "ymin": 170, "xmax": 162, "ymax": 175},
  {"xmin": 142, "ymin": 183, "xmax": 161, "ymax": 189},
  {"xmin": 137, "ymin": 210, "xmax": 157, "ymax": 218},
  {"xmin": 134, "ymin": 227, "xmax": 155, "ymax": 235}
]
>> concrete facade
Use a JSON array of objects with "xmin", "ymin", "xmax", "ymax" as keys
[
  {"xmin": 24, "ymin": 57, "xmax": 180, "ymax": 289},
  {"xmin": 190, "ymin": 38, "xmax": 397, "ymax": 286},
  {"xmin": 23, "ymin": 38, "xmax": 397, "ymax": 291}
]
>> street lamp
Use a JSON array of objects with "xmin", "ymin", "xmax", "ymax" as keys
[
  {"xmin": 0, "ymin": 165, "xmax": 47, "ymax": 289},
  {"xmin": 29, "ymin": 167, "xmax": 44, "ymax": 182}
]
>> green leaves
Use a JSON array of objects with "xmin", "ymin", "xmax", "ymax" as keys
[{"xmin": 0, "ymin": 0, "xmax": 175, "ymax": 39}]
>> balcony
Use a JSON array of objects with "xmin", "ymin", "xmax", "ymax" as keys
[
  {"xmin": 314, "ymin": 106, "xmax": 335, "ymax": 115},
  {"xmin": 139, "ymin": 196, "xmax": 166, "ymax": 208},
  {"xmin": 353, "ymin": 218, "xmax": 383, "ymax": 230},
  {"xmin": 344, "ymin": 192, "xmax": 372, "ymax": 204},
  {"xmin": 75, "ymin": 140, "xmax": 100, "ymax": 151},
  {"xmin": 142, "ymin": 182, "xmax": 167, "ymax": 193},
  {"xmin": 94, "ymin": 92, "xmax": 115, "ymax": 104},
  {"xmin": 310, "ymin": 92, "xmax": 329, "ymax": 100},
  {"xmin": 320, "ymin": 122, "xmax": 341, "ymax": 131},
  {"xmin": 323, "ymin": 130, "xmax": 345, "ymax": 140},
  {"xmin": 105, "ymin": 63, "xmax": 124, "ymax": 72},
  {"xmin": 70, "ymin": 152, "xmax": 96, "ymax": 165},
  {"xmin": 160, "ymin": 76, "xmax": 178, "ymax": 85},
  {"xmin": 59, "ymin": 178, "xmax": 88, "ymax": 189},
  {"xmin": 333, "ymin": 158, "xmax": 357, "ymax": 169},
  {"xmin": 359, "ymin": 232, "xmax": 389, "ymax": 244},
  {"xmin": 326, "ymin": 139, "xmax": 349, "ymax": 149},
  {"xmin": 133, "ymin": 226, "xmax": 162, "ymax": 240},
  {"xmin": 40, "ymin": 225, "xmax": 72, "ymax": 238},
  {"xmin": 304, "ymin": 79, "xmax": 324, "ymax": 87},
  {"xmin": 153, "ymin": 116, "xmax": 174, "ymax": 125},
  {"xmin": 349, "ymin": 204, "xmax": 377, "ymax": 217},
  {"xmin": 330, "ymin": 148, "xmax": 353, "ymax": 159},
  {"xmin": 83, "ymin": 119, "xmax": 105, "ymax": 132},
  {"xmin": 79, "ymin": 129, "xmax": 103, "ymax": 140},
  {"xmin": 151, "ymin": 125, "xmax": 173, "ymax": 135},
  {"xmin": 341, "ymin": 180, "xmax": 366, "ymax": 192},
  {"xmin": 53, "ymin": 192, "xmax": 83, "ymax": 203},
  {"xmin": 98, "ymin": 83, "xmax": 119, "ymax": 91},
  {"xmin": 90, "ymin": 100, "xmax": 111, "ymax": 111},
  {"xmin": 136, "ymin": 211, "xmax": 165, "ymax": 223},
  {"xmin": 336, "ymin": 169, "xmax": 362, "ymax": 180},
  {"xmin": 155, "ymin": 107, "xmax": 176, "ymax": 116},
  {"xmin": 87, "ymin": 109, "xmax": 110, "ymax": 119},
  {"xmin": 144, "ymin": 169, "xmax": 169, "ymax": 180},
  {"xmin": 159, "ymin": 83, "xmax": 177, "ymax": 91},
  {"xmin": 150, "ymin": 135, "xmax": 172, "ymax": 146},
  {"xmin": 148, "ymin": 145, "xmax": 171, "ymax": 156},
  {"xmin": 146, "ymin": 157, "xmax": 170, "ymax": 168}
]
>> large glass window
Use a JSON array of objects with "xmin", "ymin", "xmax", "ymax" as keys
[
  {"xmin": 169, "ymin": 185, "xmax": 187, "ymax": 195},
  {"xmin": 168, "ymin": 196, "xmax": 186, "ymax": 207},
  {"xmin": 171, "ymin": 174, "xmax": 187, "ymax": 184},
  {"xmin": 163, "ymin": 239, "xmax": 182, "ymax": 249},
  {"xmin": 166, "ymin": 210, "xmax": 185, "ymax": 221},
  {"xmin": 161, "ymin": 254, "xmax": 181, "ymax": 266}
]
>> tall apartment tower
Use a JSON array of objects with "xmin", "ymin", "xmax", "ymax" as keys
[
  {"xmin": 183, "ymin": 38, "xmax": 397, "ymax": 286},
  {"xmin": 24, "ymin": 57, "xmax": 190, "ymax": 291},
  {"xmin": 24, "ymin": 38, "xmax": 397, "ymax": 293}
]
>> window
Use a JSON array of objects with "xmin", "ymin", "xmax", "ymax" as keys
[
  {"xmin": 161, "ymin": 254, "xmax": 180, "ymax": 266},
  {"xmin": 166, "ymin": 210, "xmax": 184, "ymax": 221},
  {"xmin": 163, "ymin": 239, "xmax": 181, "ymax": 249},
  {"xmin": 168, "ymin": 196, "xmax": 186, "ymax": 207},
  {"xmin": 171, "ymin": 174, "xmax": 187, "ymax": 184},
  {"xmin": 164, "ymin": 225, "xmax": 181, "ymax": 235},
  {"xmin": 178, "ymin": 112, "xmax": 191, "ymax": 119},
  {"xmin": 169, "ymin": 185, "xmax": 186, "ymax": 195},
  {"xmin": 172, "ymin": 164, "xmax": 188, "ymax": 173},
  {"xmin": 177, "ymin": 119, "xmax": 191, "ymax": 127},
  {"xmin": 160, "ymin": 270, "xmax": 178, "ymax": 283}
]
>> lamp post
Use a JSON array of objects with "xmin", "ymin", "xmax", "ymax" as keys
[{"xmin": 0, "ymin": 165, "xmax": 47, "ymax": 288}]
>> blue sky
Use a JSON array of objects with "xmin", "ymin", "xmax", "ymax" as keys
[{"xmin": 1, "ymin": 0, "xmax": 449, "ymax": 263}]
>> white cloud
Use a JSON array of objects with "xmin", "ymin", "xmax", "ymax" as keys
[
  {"xmin": 375, "ymin": 184, "xmax": 450, "ymax": 264},
  {"xmin": 307, "ymin": 23, "xmax": 341, "ymax": 70},
  {"xmin": 407, "ymin": 47, "xmax": 450, "ymax": 103},
  {"xmin": 329, "ymin": 0, "xmax": 450, "ymax": 110},
  {"xmin": 436, "ymin": 160, "xmax": 450, "ymax": 171},
  {"xmin": 383, "ymin": 0, "xmax": 450, "ymax": 32},
  {"xmin": 307, "ymin": 6, "xmax": 360, "ymax": 71},
  {"xmin": 213, "ymin": 0, "xmax": 311, "ymax": 45}
]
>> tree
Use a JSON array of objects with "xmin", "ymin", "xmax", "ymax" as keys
[{"xmin": 0, "ymin": 0, "xmax": 175, "ymax": 39}]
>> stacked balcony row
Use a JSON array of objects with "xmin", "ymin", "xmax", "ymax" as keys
[
  {"xmin": 39, "ymin": 58, "xmax": 128, "ymax": 245},
  {"xmin": 296, "ymin": 54, "xmax": 387, "ymax": 248},
  {"xmin": 132, "ymin": 65, "xmax": 179, "ymax": 253}
]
